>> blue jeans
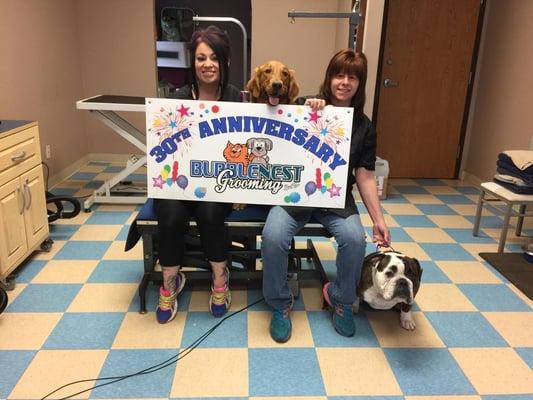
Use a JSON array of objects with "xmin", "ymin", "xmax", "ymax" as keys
[{"xmin": 261, "ymin": 206, "xmax": 366, "ymax": 310}]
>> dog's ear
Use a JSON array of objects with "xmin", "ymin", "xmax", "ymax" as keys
[
  {"xmin": 246, "ymin": 67, "xmax": 262, "ymax": 98},
  {"xmin": 404, "ymin": 257, "xmax": 422, "ymax": 279},
  {"xmin": 265, "ymin": 138, "xmax": 273, "ymax": 151},
  {"xmin": 366, "ymin": 253, "xmax": 386, "ymax": 270},
  {"xmin": 246, "ymin": 138, "xmax": 255, "ymax": 149},
  {"xmin": 288, "ymin": 69, "xmax": 300, "ymax": 103}
]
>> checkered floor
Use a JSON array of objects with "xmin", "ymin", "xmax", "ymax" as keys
[{"xmin": 1, "ymin": 161, "xmax": 533, "ymax": 399}]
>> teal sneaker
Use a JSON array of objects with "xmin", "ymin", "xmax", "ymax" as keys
[
  {"xmin": 323, "ymin": 282, "xmax": 355, "ymax": 337},
  {"xmin": 270, "ymin": 307, "xmax": 292, "ymax": 343}
]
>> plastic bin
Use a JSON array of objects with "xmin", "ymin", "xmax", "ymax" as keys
[{"xmin": 375, "ymin": 156, "xmax": 389, "ymax": 200}]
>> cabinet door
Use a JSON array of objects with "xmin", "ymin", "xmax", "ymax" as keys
[
  {"xmin": 0, "ymin": 178, "xmax": 27, "ymax": 275},
  {"xmin": 21, "ymin": 165, "xmax": 49, "ymax": 249}
]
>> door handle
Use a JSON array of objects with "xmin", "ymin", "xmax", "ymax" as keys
[{"xmin": 383, "ymin": 78, "xmax": 399, "ymax": 88}]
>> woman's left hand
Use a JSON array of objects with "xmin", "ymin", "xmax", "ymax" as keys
[{"xmin": 372, "ymin": 221, "xmax": 391, "ymax": 247}]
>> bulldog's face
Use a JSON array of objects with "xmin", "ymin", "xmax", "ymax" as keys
[{"xmin": 371, "ymin": 252, "xmax": 422, "ymax": 304}]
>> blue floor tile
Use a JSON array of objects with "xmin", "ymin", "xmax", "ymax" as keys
[
  {"xmin": 482, "ymin": 396, "xmax": 533, "ymax": 400},
  {"xmin": 455, "ymin": 186, "xmax": 480, "ymax": 195},
  {"xmin": 12, "ymin": 259, "xmax": 47, "ymax": 283},
  {"xmin": 458, "ymin": 284, "xmax": 531, "ymax": 311},
  {"xmin": 392, "ymin": 215, "xmax": 437, "ymax": 228},
  {"xmin": 91, "ymin": 349, "xmax": 177, "ymax": 398},
  {"xmin": 0, "ymin": 350, "xmax": 36, "ymax": 399},
  {"xmin": 420, "ymin": 243, "xmax": 476, "ymax": 261},
  {"xmin": 444, "ymin": 228, "xmax": 496, "ymax": 243},
  {"xmin": 49, "ymin": 224, "xmax": 81, "ymax": 241},
  {"xmin": 70, "ymin": 171, "xmax": 98, "ymax": 180},
  {"xmin": 7, "ymin": 284, "xmax": 81, "ymax": 312},
  {"xmin": 85, "ymin": 211, "xmax": 132, "ymax": 225},
  {"xmin": 425, "ymin": 312, "xmax": 507, "ymax": 347},
  {"xmin": 387, "ymin": 227, "xmax": 414, "ymax": 242},
  {"xmin": 43, "ymin": 312, "xmax": 124, "ymax": 349},
  {"xmin": 435, "ymin": 194, "xmax": 475, "ymax": 204},
  {"xmin": 515, "ymin": 348, "xmax": 533, "ymax": 370},
  {"xmin": 307, "ymin": 310, "xmax": 379, "ymax": 347},
  {"xmin": 249, "ymin": 348, "xmax": 325, "ymax": 396},
  {"xmin": 84, "ymin": 180, "xmax": 104, "ymax": 189},
  {"xmin": 116, "ymin": 225, "xmax": 131, "ymax": 241},
  {"xmin": 49, "ymin": 187, "xmax": 78, "ymax": 196},
  {"xmin": 465, "ymin": 215, "xmax": 505, "ymax": 229},
  {"xmin": 415, "ymin": 204, "xmax": 458, "ymax": 215},
  {"xmin": 54, "ymin": 241, "xmax": 111, "ymax": 260},
  {"xmin": 414, "ymin": 179, "xmax": 446, "ymax": 186},
  {"xmin": 88, "ymin": 260, "xmax": 144, "ymax": 283},
  {"xmin": 103, "ymin": 165, "xmax": 123, "ymax": 173},
  {"xmin": 383, "ymin": 193, "xmax": 409, "ymax": 203},
  {"xmin": 419, "ymin": 261, "xmax": 451, "ymax": 283},
  {"xmin": 384, "ymin": 348, "xmax": 476, "ymax": 395},
  {"xmin": 329, "ymin": 397, "xmax": 404, "ymax": 400},
  {"xmin": 180, "ymin": 311, "xmax": 247, "ymax": 348},
  {"xmin": 394, "ymin": 186, "xmax": 430, "ymax": 195}
]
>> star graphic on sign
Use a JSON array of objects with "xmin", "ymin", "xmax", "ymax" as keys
[
  {"xmin": 178, "ymin": 104, "xmax": 190, "ymax": 117},
  {"xmin": 152, "ymin": 175, "xmax": 165, "ymax": 189},
  {"xmin": 320, "ymin": 128, "xmax": 328, "ymax": 136},
  {"xmin": 309, "ymin": 110, "xmax": 321, "ymax": 123},
  {"xmin": 169, "ymin": 120, "xmax": 177, "ymax": 129},
  {"xmin": 327, "ymin": 183, "xmax": 342, "ymax": 197}
]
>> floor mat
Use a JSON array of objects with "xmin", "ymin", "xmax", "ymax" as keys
[{"xmin": 480, "ymin": 252, "xmax": 533, "ymax": 299}]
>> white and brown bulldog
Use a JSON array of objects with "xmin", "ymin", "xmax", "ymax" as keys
[{"xmin": 357, "ymin": 251, "xmax": 423, "ymax": 330}]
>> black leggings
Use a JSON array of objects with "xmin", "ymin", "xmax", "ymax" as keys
[{"xmin": 154, "ymin": 199, "xmax": 232, "ymax": 266}]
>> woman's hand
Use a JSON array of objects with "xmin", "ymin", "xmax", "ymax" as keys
[
  {"xmin": 304, "ymin": 98, "xmax": 326, "ymax": 110},
  {"xmin": 232, "ymin": 203, "xmax": 247, "ymax": 211}
]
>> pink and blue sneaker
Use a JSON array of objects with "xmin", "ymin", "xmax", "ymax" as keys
[{"xmin": 156, "ymin": 271, "xmax": 186, "ymax": 324}]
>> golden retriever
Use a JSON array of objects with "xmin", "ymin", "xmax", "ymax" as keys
[{"xmin": 246, "ymin": 60, "xmax": 299, "ymax": 105}]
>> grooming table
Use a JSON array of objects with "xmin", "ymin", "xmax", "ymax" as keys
[
  {"xmin": 126, "ymin": 200, "xmax": 330, "ymax": 313},
  {"xmin": 76, "ymin": 95, "xmax": 147, "ymax": 210},
  {"xmin": 473, "ymin": 181, "xmax": 533, "ymax": 253}
]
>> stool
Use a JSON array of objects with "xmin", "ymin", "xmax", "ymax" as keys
[{"xmin": 473, "ymin": 182, "xmax": 533, "ymax": 253}]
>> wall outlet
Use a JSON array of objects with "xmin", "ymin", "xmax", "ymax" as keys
[{"xmin": 45, "ymin": 144, "xmax": 51, "ymax": 159}]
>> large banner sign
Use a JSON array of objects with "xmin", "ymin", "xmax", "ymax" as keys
[{"xmin": 146, "ymin": 98, "xmax": 353, "ymax": 208}]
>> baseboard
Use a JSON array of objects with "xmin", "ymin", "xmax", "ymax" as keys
[
  {"xmin": 48, "ymin": 153, "xmax": 143, "ymax": 188},
  {"xmin": 460, "ymin": 171, "xmax": 483, "ymax": 186},
  {"xmin": 47, "ymin": 155, "xmax": 91, "ymax": 188}
]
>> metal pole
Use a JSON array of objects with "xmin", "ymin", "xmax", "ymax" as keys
[
  {"xmin": 193, "ymin": 16, "xmax": 248, "ymax": 86},
  {"xmin": 287, "ymin": 11, "xmax": 360, "ymax": 50}
]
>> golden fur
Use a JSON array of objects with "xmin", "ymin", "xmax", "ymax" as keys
[{"xmin": 246, "ymin": 60, "xmax": 299, "ymax": 105}]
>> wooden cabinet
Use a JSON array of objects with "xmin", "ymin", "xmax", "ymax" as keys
[{"xmin": 0, "ymin": 121, "xmax": 49, "ymax": 279}]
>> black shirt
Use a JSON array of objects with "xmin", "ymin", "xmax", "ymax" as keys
[{"xmin": 171, "ymin": 83, "xmax": 241, "ymax": 102}]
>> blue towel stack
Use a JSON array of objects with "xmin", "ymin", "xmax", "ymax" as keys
[{"xmin": 494, "ymin": 151, "xmax": 533, "ymax": 194}]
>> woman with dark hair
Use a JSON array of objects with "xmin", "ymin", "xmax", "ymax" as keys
[
  {"xmin": 261, "ymin": 49, "xmax": 391, "ymax": 342},
  {"xmin": 155, "ymin": 26, "xmax": 241, "ymax": 324}
]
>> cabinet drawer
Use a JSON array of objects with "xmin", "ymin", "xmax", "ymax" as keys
[{"xmin": 0, "ymin": 125, "xmax": 41, "ymax": 187}]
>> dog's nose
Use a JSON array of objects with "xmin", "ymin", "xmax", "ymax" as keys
[
  {"xmin": 397, "ymin": 278, "xmax": 409, "ymax": 288},
  {"xmin": 272, "ymin": 81, "xmax": 282, "ymax": 91}
]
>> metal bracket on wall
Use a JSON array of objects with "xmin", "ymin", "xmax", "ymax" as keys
[
  {"xmin": 193, "ymin": 16, "xmax": 248, "ymax": 86},
  {"xmin": 287, "ymin": 10, "xmax": 360, "ymax": 50}
]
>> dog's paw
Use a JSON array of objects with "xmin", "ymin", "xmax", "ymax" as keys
[{"xmin": 400, "ymin": 311, "xmax": 416, "ymax": 330}]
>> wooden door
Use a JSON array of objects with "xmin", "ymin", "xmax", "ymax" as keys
[{"xmin": 375, "ymin": 0, "xmax": 482, "ymax": 178}]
